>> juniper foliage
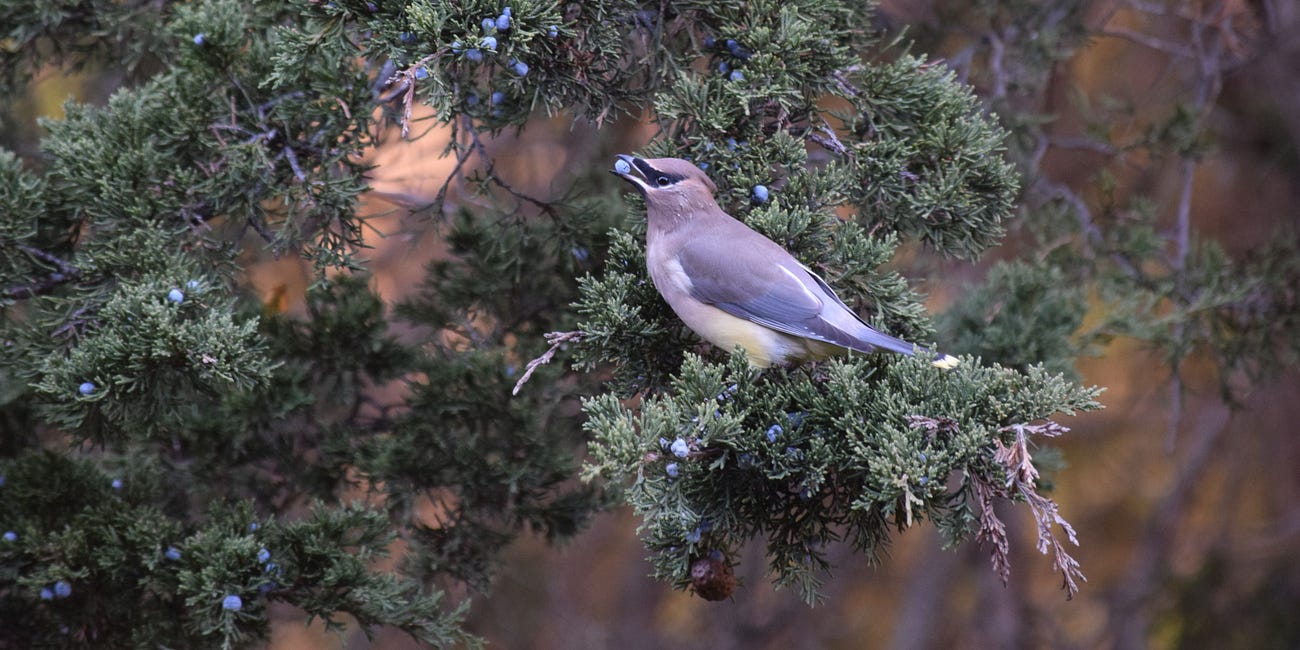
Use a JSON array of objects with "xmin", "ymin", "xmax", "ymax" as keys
[{"xmin": 3, "ymin": 0, "xmax": 1295, "ymax": 646}]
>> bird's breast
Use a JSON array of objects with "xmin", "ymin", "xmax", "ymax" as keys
[{"xmin": 649, "ymin": 252, "xmax": 695, "ymax": 296}]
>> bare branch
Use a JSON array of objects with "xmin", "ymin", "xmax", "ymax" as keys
[
  {"xmin": 282, "ymin": 144, "xmax": 307, "ymax": 183},
  {"xmin": 831, "ymin": 70, "xmax": 862, "ymax": 98},
  {"xmin": 807, "ymin": 125, "xmax": 848, "ymax": 156},
  {"xmin": 511, "ymin": 330, "xmax": 584, "ymax": 396},
  {"xmin": 1099, "ymin": 27, "xmax": 1198, "ymax": 59},
  {"xmin": 1, "ymin": 245, "xmax": 81, "ymax": 300},
  {"xmin": 905, "ymin": 414, "xmax": 960, "ymax": 437}
]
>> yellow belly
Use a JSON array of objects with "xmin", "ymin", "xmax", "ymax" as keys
[{"xmin": 676, "ymin": 303, "xmax": 839, "ymax": 367}]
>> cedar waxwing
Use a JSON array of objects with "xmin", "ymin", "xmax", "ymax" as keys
[{"xmin": 612, "ymin": 154, "xmax": 959, "ymax": 369}]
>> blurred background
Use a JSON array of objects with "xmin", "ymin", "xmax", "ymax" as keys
[{"xmin": 6, "ymin": 0, "xmax": 1298, "ymax": 648}]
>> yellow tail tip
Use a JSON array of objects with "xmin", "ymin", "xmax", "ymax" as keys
[{"xmin": 931, "ymin": 355, "xmax": 961, "ymax": 370}]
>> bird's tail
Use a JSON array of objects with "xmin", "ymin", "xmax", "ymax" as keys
[{"xmin": 852, "ymin": 325, "xmax": 961, "ymax": 369}]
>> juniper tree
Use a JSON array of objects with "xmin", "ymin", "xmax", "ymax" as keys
[{"xmin": 4, "ymin": 0, "xmax": 1295, "ymax": 647}]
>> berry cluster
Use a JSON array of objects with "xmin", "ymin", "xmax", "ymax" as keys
[
  {"xmin": 702, "ymin": 35, "xmax": 752, "ymax": 83},
  {"xmin": 454, "ymin": 6, "xmax": 528, "ymax": 77},
  {"xmin": 436, "ymin": 6, "xmax": 562, "ymax": 117},
  {"xmin": 38, "ymin": 581, "xmax": 73, "ymax": 601}
]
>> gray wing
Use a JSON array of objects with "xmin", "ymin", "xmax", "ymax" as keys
[{"xmin": 674, "ymin": 236, "xmax": 880, "ymax": 351}]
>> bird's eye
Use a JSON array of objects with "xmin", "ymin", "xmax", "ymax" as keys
[{"xmin": 656, "ymin": 176, "xmax": 671, "ymax": 187}]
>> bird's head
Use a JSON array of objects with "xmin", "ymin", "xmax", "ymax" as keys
[{"xmin": 612, "ymin": 155, "xmax": 718, "ymax": 217}]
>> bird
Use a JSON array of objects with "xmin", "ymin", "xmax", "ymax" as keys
[{"xmin": 611, "ymin": 154, "xmax": 959, "ymax": 369}]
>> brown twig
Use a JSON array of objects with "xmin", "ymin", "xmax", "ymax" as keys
[
  {"xmin": 969, "ymin": 421, "xmax": 1085, "ymax": 599},
  {"xmin": 2, "ymin": 245, "xmax": 81, "ymax": 300},
  {"xmin": 511, "ymin": 330, "xmax": 583, "ymax": 396},
  {"xmin": 807, "ymin": 124, "xmax": 848, "ymax": 156}
]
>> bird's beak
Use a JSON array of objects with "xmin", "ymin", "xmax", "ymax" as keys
[{"xmin": 611, "ymin": 154, "xmax": 652, "ymax": 194}]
